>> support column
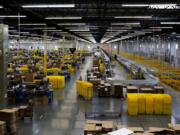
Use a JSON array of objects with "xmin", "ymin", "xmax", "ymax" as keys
[
  {"xmin": 43, "ymin": 31, "xmax": 47, "ymax": 75},
  {"xmin": 0, "ymin": 24, "xmax": 8, "ymax": 93},
  {"xmin": 137, "ymin": 36, "xmax": 140, "ymax": 64}
]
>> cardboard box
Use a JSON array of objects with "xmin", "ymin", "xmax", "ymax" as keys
[
  {"xmin": 154, "ymin": 86, "xmax": 164, "ymax": 93},
  {"xmin": 113, "ymin": 83, "xmax": 123, "ymax": 98},
  {"xmin": 0, "ymin": 121, "xmax": 6, "ymax": 135},
  {"xmin": 84, "ymin": 120, "xmax": 113, "ymax": 135},
  {"xmin": 147, "ymin": 127, "xmax": 175, "ymax": 135},
  {"xmin": 140, "ymin": 88, "xmax": 154, "ymax": 93},
  {"xmin": 127, "ymin": 86, "xmax": 138, "ymax": 93},
  {"xmin": 34, "ymin": 96, "xmax": 49, "ymax": 105}
]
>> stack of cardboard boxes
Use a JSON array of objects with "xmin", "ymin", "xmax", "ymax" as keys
[
  {"xmin": 0, "ymin": 109, "xmax": 18, "ymax": 134},
  {"xmin": 113, "ymin": 83, "xmax": 123, "ymax": 98},
  {"xmin": 84, "ymin": 121, "xmax": 180, "ymax": 135},
  {"xmin": 98, "ymin": 83, "xmax": 111, "ymax": 97},
  {"xmin": 84, "ymin": 120, "xmax": 113, "ymax": 135}
]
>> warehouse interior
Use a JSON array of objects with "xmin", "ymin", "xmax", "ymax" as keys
[{"xmin": 0, "ymin": 0, "xmax": 180, "ymax": 135}]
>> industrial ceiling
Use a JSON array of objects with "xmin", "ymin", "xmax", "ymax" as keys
[{"xmin": 0, "ymin": 0, "xmax": 180, "ymax": 43}]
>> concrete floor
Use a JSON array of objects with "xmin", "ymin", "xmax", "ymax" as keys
[{"xmin": 2, "ymin": 56, "xmax": 180, "ymax": 135}]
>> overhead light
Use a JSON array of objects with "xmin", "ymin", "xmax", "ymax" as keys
[
  {"xmin": 70, "ymin": 29, "xmax": 89, "ymax": 31},
  {"xmin": 107, "ymin": 29, "xmax": 127, "ymax": 32},
  {"xmin": 9, "ymin": 35, "xmax": 19, "ymax": 37},
  {"xmin": 58, "ymin": 23, "xmax": 85, "ymax": 25},
  {"xmin": 114, "ymin": 16, "xmax": 152, "ymax": 19},
  {"xmin": 149, "ymin": 4, "xmax": 177, "ymax": 9},
  {"xmin": 18, "ymin": 32, "xmax": 29, "ymax": 34},
  {"xmin": 20, "ymin": 23, "xmax": 46, "ymax": 26},
  {"xmin": 34, "ymin": 27, "xmax": 56, "ymax": 30},
  {"xmin": 161, "ymin": 22, "xmax": 180, "ymax": 25},
  {"xmin": 121, "ymin": 4, "xmax": 177, "ymax": 9},
  {"xmin": 142, "ymin": 28, "xmax": 162, "ymax": 32},
  {"xmin": 0, "ymin": 6, "xmax": 3, "ymax": 8},
  {"xmin": 9, "ymin": 30, "xmax": 17, "ymax": 32},
  {"xmin": 0, "ymin": 15, "xmax": 27, "ymax": 18},
  {"xmin": 22, "ymin": 4, "xmax": 75, "ymax": 8},
  {"xmin": 46, "ymin": 17, "xmax": 82, "ymax": 20},
  {"xmin": 70, "ymin": 30, "xmax": 89, "ymax": 32},
  {"xmin": 121, "ymin": 4, "xmax": 149, "ymax": 7},
  {"xmin": 150, "ymin": 26, "xmax": 173, "ymax": 29},
  {"xmin": 111, "ymin": 22, "xmax": 140, "ymax": 25},
  {"xmin": 45, "ymin": 30, "xmax": 62, "ymax": 32}
]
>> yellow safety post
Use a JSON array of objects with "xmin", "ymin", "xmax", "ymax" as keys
[
  {"xmin": 17, "ymin": 49, "xmax": 20, "ymax": 56},
  {"xmin": 44, "ymin": 31, "xmax": 47, "ymax": 75},
  {"xmin": 33, "ymin": 48, "xmax": 35, "ymax": 56},
  {"xmin": 8, "ymin": 48, "xmax": 10, "ymax": 54},
  {"xmin": 136, "ymin": 36, "xmax": 140, "ymax": 64}
]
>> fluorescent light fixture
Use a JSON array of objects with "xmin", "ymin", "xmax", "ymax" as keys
[
  {"xmin": 46, "ymin": 17, "xmax": 82, "ymax": 20},
  {"xmin": 122, "ymin": 4, "xmax": 149, "ymax": 7},
  {"xmin": 20, "ymin": 23, "xmax": 46, "ymax": 26},
  {"xmin": 161, "ymin": 22, "xmax": 180, "ymax": 25},
  {"xmin": 122, "ymin": 4, "xmax": 177, "ymax": 9},
  {"xmin": 20, "ymin": 32, "xmax": 29, "ymax": 34},
  {"xmin": 150, "ymin": 26, "xmax": 173, "ymax": 29},
  {"xmin": 34, "ymin": 27, "xmax": 56, "ymax": 30},
  {"xmin": 114, "ymin": 16, "xmax": 152, "ymax": 19},
  {"xmin": 58, "ymin": 23, "xmax": 85, "ymax": 25},
  {"xmin": 9, "ymin": 35, "xmax": 19, "ymax": 37},
  {"xmin": 107, "ymin": 29, "xmax": 127, "ymax": 32},
  {"xmin": 0, "ymin": 6, "xmax": 3, "ymax": 8},
  {"xmin": 70, "ymin": 29, "xmax": 89, "ymax": 32},
  {"xmin": 111, "ymin": 22, "xmax": 140, "ymax": 25},
  {"xmin": 0, "ymin": 15, "xmax": 26, "ymax": 18},
  {"xmin": 9, "ymin": 30, "xmax": 17, "ymax": 32},
  {"xmin": 44, "ymin": 30, "xmax": 62, "ymax": 32},
  {"xmin": 149, "ymin": 4, "xmax": 177, "ymax": 9},
  {"xmin": 22, "ymin": 4, "xmax": 75, "ymax": 8}
]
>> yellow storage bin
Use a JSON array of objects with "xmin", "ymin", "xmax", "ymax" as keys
[
  {"xmin": 8, "ymin": 68, "xmax": 12, "ymax": 71},
  {"xmin": 163, "ymin": 94, "xmax": 171, "ymax": 115},
  {"xmin": 146, "ymin": 94, "xmax": 154, "ymax": 115},
  {"xmin": 138, "ymin": 94, "xmax": 146, "ymax": 114},
  {"xmin": 127, "ymin": 94, "xmax": 138, "ymax": 115},
  {"xmin": 154, "ymin": 94, "xmax": 163, "ymax": 115}
]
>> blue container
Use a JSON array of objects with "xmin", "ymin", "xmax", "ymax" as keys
[
  {"xmin": 45, "ymin": 90, "xmax": 53, "ymax": 103},
  {"xmin": 17, "ymin": 90, "xmax": 25, "ymax": 103}
]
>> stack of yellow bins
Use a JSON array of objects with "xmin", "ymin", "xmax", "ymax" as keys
[
  {"xmin": 127, "ymin": 94, "xmax": 138, "ymax": 115},
  {"xmin": 76, "ymin": 81, "xmax": 93, "ymax": 99},
  {"xmin": 127, "ymin": 94, "xmax": 171, "ymax": 115},
  {"xmin": 46, "ymin": 76, "xmax": 65, "ymax": 89}
]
